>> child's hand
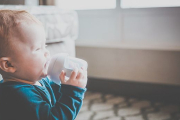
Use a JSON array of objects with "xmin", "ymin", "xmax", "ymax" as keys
[{"xmin": 59, "ymin": 68, "xmax": 87, "ymax": 88}]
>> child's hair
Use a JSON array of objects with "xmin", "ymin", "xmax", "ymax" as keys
[{"xmin": 0, "ymin": 9, "xmax": 41, "ymax": 58}]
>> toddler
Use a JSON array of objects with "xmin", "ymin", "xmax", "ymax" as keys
[{"xmin": 0, "ymin": 10, "xmax": 87, "ymax": 120}]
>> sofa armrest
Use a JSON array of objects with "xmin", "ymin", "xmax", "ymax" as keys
[
  {"xmin": 0, "ymin": 5, "xmax": 79, "ymax": 43},
  {"xmin": 31, "ymin": 6, "xmax": 79, "ymax": 43}
]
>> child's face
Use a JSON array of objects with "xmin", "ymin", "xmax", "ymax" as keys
[{"xmin": 10, "ymin": 22, "xmax": 50, "ymax": 82}]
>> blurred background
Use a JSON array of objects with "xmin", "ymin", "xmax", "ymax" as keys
[{"xmin": 0, "ymin": 0, "xmax": 180, "ymax": 120}]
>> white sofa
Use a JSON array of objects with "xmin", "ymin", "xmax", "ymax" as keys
[{"xmin": 0, "ymin": 5, "xmax": 79, "ymax": 80}]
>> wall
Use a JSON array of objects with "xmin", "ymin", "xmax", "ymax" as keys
[
  {"xmin": 75, "ymin": 7, "xmax": 180, "ymax": 85},
  {"xmin": 76, "ymin": 47, "xmax": 180, "ymax": 85}
]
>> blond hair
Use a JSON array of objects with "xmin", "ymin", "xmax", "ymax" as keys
[{"xmin": 0, "ymin": 9, "xmax": 41, "ymax": 57}]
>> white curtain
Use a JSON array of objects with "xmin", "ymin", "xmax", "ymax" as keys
[
  {"xmin": 55, "ymin": 0, "xmax": 116, "ymax": 10},
  {"xmin": 121, "ymin": 0, "xmax": 180, "ymax": 8}
]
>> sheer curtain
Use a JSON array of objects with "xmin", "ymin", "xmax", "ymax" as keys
[
  {"xmin": 55, "ymin": 0, "xmax": 116, "ymax": 10},
  {"xmin": 121, "ymin": 0, "xmax": 180, "ymax": 8}
]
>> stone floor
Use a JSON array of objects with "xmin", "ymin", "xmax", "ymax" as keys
[{"xmin": 76, "ymin": 91, "xmax": 180, "ymax": 120}]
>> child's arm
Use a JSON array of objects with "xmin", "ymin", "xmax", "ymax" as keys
[
  {"xmin": 49, "ymin": 67, "xmax": 87, "ymax": 101},
  {"xmin": 0, "ymin": 68, "xmax": 87, "ymax": 120},
  {"xmin": 44, "ymin": 67, "xmax": 87, "ymax": 120},
  {"xmin": 12, "ymin": 84, "xmax": 86, "ymax": 120},
  {"xmin": 58, "ymin": 84, "xmax": 86, "ymax": 119}
]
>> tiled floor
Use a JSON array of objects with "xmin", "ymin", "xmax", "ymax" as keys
[{"xmin": 76, "ymin": 91, "xmax": 180, "ymax": 120}]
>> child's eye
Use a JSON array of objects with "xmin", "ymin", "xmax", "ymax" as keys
[{"xmin": 36, "ymin": 48, "xmax": 41, "ymax": 51}]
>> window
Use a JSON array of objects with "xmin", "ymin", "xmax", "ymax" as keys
[
  {"xmin": 55, "ymin": 0, "xmax": 116, "ymax": 10},
  {"xmin": 121, "ymin": 0, "xmax": 180, "ymax": 8}
]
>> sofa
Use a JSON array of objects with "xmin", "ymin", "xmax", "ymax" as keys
[{"xmin": 0, "ymin": 5, "xmax": 79, "ymax": 80}]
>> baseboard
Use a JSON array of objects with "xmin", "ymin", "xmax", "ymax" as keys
[{"xmin": 86, "ymin": 77, "xmax": 180, "ymax": 104}]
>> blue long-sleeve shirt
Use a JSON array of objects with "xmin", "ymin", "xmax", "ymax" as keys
[{"xmin": 0, "ymin": 77, "xmax": 86, "ymax": 120}]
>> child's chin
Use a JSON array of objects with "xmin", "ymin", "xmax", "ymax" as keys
[
  {"xmin": 40, "ymin": 71, "xmax": 48, "ymax": 78},
  {"xmin": 42, "ymin": 73, "xmax": 48, "ymax": 78}
]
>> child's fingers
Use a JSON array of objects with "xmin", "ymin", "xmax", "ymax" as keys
[
  {"xmin": 82, "ymin": 70, "xmax": 87, "ymax": 79},
  {"xmin": 59, "ymin": 70, "xmax": 66, "ymax": 84},
  {"xmin": 76, "ymin": 69, "xmax": 83, "ymax": 80},
  {"xmin": 69, "ymin": 67, "xmax": 78, "ymax": 80}
]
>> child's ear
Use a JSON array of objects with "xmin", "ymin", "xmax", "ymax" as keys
[{"xmin": 0, "ymin": 57, "xmax": 16, "ymax": 73}]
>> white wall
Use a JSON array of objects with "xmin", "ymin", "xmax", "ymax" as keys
[
  {"xmin": 76, "ymin": 47, "xmax": 180, "ymax": 85},
  {"xmin": 75, "ymin": 7, "xmax": 180, "ymax": 85}
]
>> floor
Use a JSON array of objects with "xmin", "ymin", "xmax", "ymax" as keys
[{"xmin": 76, "ymin": 91, "xmax": 180, "ymax": 120}]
